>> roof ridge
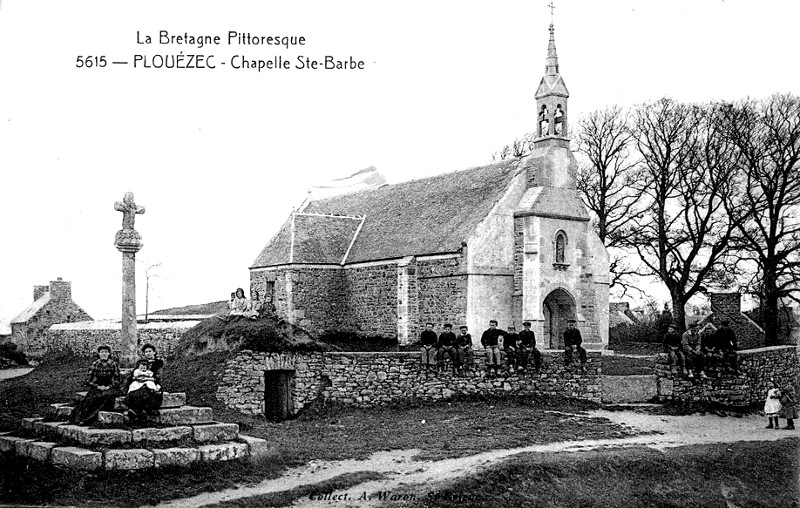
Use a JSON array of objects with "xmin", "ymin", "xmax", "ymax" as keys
[
  {"xmin": 295, "ymin": 211, "xmax": 363, "ymax": 219},
  {"xmin": 309, "ymin": 159, "xmax": 521, "ymax": 205}
]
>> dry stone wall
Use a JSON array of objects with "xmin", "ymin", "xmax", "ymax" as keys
[
  {"xmin": 39, "ymin": 322, "xmax": 195, "ymax": 358},
  {"xmin": 216, "ymin": 350, "xmax": 602, "ymax": 415},
  {"xmin": 655, "ymin": 345, "xmax": 799, "ymax": 406}
]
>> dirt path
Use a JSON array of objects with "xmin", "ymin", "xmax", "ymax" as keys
[
  {"xmin": 0, "ymin": 367, "xmax": 34, "ymax": 381},
  {"xmin": 156, "ymin": 410, "xmax": 795, "ymax": 508}
]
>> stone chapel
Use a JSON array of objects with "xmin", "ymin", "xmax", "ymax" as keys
[{"xmin": 251, "ymin": 23, "xmax": 610, "ymax": 350}]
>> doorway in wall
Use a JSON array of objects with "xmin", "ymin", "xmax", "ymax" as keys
[
  {"xmin": 264, "ymin": 370, "xmax": 294, "ymax": 421},
  {"xmin": 542, "ymin": 288, "xmax": 576, "ymax": 349}
]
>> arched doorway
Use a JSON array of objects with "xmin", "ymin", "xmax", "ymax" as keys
[{"xmin": 542, "ymin": 288, "xmax": 576, "ymax": 349}]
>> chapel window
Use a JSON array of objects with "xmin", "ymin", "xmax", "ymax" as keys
[{"xmin": 555, "ymin": 232, "xmax": 566, "ymax": 263}]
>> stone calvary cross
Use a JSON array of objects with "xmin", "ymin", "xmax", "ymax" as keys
[{"xmin": 114, "ymin": 192, "xmax": 145, "ymax": 366}]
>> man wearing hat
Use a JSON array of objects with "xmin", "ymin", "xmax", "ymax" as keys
[
  {"xmin": 437, "ymin": 323, "xmax": 458, "ymax": 374},
  {"xmin": 518, "ymin": 322, "xmax": 542, "ymax": 372},
  {"xmin": 681, "ymin": 321, "xmax": 707, "ymax": 379},
  {"xmin": 563, "ymin": 319, "xmax": 587, "ymax": 366}
]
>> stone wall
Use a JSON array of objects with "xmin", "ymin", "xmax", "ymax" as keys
[
  {"xmin": 654, "ymin": 345, "xmax": 799, "ymax": 406},
  {"xmin": 37, "ymin": 321, "xmax": 198, "ymax": 359},
  {"xmin": 415, "ymin": 257, "xmax": 467, "ymax": 336},
  {"xmin": 216, "ymin": 350, "xmax": 602, "ymax": 415},
  {"xmin": 344, "ymin": 263, "xmax": 399, "ymax": 338}
]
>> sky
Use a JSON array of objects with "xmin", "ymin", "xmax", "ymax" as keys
[{"xmin": 1, "ymin": 0, "xmax": 798, "ymax": 329}]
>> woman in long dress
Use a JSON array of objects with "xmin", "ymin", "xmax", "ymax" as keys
[{"xmin": 70, "ymin": 345, "xmax": 121, "ymax": 425}]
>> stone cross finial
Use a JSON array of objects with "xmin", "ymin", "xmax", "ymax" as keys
[
  {"xmin": 547, "ymin": 1, "xmax": 555, "ymax": 22},
  {"xmin": 114, "ymin": 192, "xmax": 145, "ymax": 230}
]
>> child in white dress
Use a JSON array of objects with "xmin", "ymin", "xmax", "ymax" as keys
[
  {"xmin": 764, "ymin": 380, "xmax": 782, "ymax": 429},
  {"xmin": 128, "ymin": 360, "xmax": 161, "ymax": 394}
]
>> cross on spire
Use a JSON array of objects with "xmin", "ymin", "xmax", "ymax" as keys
[{"xmin": 547, "ymin": 1, "xmax": 555, "ymax": 23}]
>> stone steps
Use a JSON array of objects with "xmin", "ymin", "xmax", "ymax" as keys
[{"xmin": 0, "ymin": 390, "xmax": 277, "ymax": 470}]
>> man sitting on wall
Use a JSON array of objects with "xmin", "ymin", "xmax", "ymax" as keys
[
  {"xmin": 481, "ymin": 320, "xmax": 505, "ymax": 377},
  {"xmin": 710, "ymin": 319, "xmax": 740, "ymax": 374},
  {"xmin": 437, "ymin": 323, "xmax": 458, "ymax": 374},
  {"xmin": 663, "ymin": 323, "xmax": 687, "ymax": 377},
  {"xmin": 563, "ymin": 319, "xmax": 587, "ymax": 368},
  {"xmin": 681, "ymin": 321, "xmax": 708, "ymax": 379},
  {"xmin": 518, "ymin": 321, "xmax": 542, "ymax": 372},
  {"xmin": 419, "ymin": 322, "xmax": 438, "ymax": 374},
  {"xmin": 503, "ymin": 325, "xmax": 520, "ymax": 373},
  {"xmin": 455, "ymin": 325, "xmax": 473, "ymax": 375}
]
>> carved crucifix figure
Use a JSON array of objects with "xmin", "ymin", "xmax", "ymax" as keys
[{"xmin": 114, "ymin": 192, "xmax": 145, "ymax": 230}]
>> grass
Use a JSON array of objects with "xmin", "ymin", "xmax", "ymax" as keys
[
  {"xmin": 400, "ymin": 438, "xmax": 800, "ymax": 508},
  {"xmin": 610, "ymin": 342, "xmax": 662, "ymax": 356},
  {"xmin": 0, "ymin": 452, "xmax": 286, "ymax": 507},
  {"xmin": 248, "ymin": 395, "xmax": 641, "ymax": 464}
]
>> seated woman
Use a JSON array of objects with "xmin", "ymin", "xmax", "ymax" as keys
[
  {"xmin": 228, "ymin": 287, "xmax": 250, "ymax": 318},
  {"xmin": 244, "ymin": 289, "xmax": 263, "ymax": 319},
  {"xmin": 70, "ymin": 345, "xmax": 121, "ymax": 425},
  {"xmin": 126, "ymin": 343, "xmax": 164, "ymax": 422}
]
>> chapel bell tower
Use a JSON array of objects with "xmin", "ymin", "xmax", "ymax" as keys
[{"xmin": 534, "ymin": 24, "xmax": 569, "ymax": 140}]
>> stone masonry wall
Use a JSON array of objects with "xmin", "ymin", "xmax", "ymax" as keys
[
  {"xmin": 343, "ymin": 264, "xmax": 399, "ymax": 338},
  {"xmin": 654, "ymin": 345, "xmax": 799, "ymax": 406},
  {"xmin": 415, "ymin": 257, "xmax": 467, "ymax": 337},
  {"xmin": 38, "ymin": 321, "xmax": 196, "ymax": 359},
  {"xmin": 287, "ymin": 267, "xmax": 347, "ymax": 334},
  {"xmin": 216, "ymin": 350, "xmax": 602, "ymax": 415}
]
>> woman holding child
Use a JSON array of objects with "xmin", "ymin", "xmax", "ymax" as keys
[{"xmin": 126, "ymin": 343, "xmax": 164, "ymax": 422}]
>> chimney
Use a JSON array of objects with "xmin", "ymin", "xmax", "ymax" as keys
[
  {"xmin": 710, "ymin": 292, "xmax": 741, "ymax": 321},
  {"xmin": 49, "ymin": 277, "xmax": 71, "ymax": 301},
  {"xmin": 33, "ymin": 285, "xmax": 49, "ymax": 301}
]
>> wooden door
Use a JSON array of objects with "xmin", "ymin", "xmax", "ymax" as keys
[{"xmin": 264, "ymin": 370, "xmax": 293, "ymax": 421}]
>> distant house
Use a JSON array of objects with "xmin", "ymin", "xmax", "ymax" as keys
[
  {"xmin": 698, "ymin": 292, "xmax": 765, "ymax": 350},
  {"xmin": 10, "ymin": 278, "xmax": 93, "ymax": 352},
  {"xmin": 609, "ymin": 302, "xmax": 639, "ymax": 328}
]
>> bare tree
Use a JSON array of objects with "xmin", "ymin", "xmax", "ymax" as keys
[
  {"xmin": 491, "ymin": 133, "xmax": 535, "ymax": 162},
  {"xmin": 575, "ymin": 106, "xmax": 644, "ymax": 294},
  {"xmin": 625, "ymin": 98, "xmax": 745, "ymax": 330},
  {"xmin": 143, "ymin": 261, "xmax": 163, "ymax": 322},
  {"xmin": 721, "ymin": 93, "xmax": 800, "ymax": 345}
]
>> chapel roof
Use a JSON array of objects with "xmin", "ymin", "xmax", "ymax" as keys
[{"xmin": 251, "ymin": 159, "xmax": 522, "ymax": 267}]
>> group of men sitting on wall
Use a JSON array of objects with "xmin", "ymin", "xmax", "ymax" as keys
[
  {"xmin": 418, "ymin": 319, "xmax": 587, "ymax": 377},
  {"xmin": 662, "ymin": 319, "xmax": 740, "ymax": 379}
]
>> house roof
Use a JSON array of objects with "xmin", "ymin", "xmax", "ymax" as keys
[
  {"xmin": 252, "ymin": 159, "xmax": 522, "ymax": 267},
  {"xmin": 10, "ymin": 293, "xmax": 51, "ymax": 324}
]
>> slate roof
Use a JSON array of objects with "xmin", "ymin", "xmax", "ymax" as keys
[
  {"xmin": 251, "ymin": 160, "xmax": 522, "ymax": 267},
  {"xmin": 11, "ymin": 293, "xmax": 51, "ymax": 324},
  {"xmin": 252, "ymin": 213, "xmax": 363, "ymax": 267}
]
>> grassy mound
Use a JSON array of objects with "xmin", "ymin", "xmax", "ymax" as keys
[{"xmin": 173, "ymin": 314, "xmax": 334, "ymax": 358}]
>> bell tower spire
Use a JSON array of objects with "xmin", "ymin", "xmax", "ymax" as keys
[{"xmin": 535, "ymin": 17, "xmax": 569, "ymax": 141}]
